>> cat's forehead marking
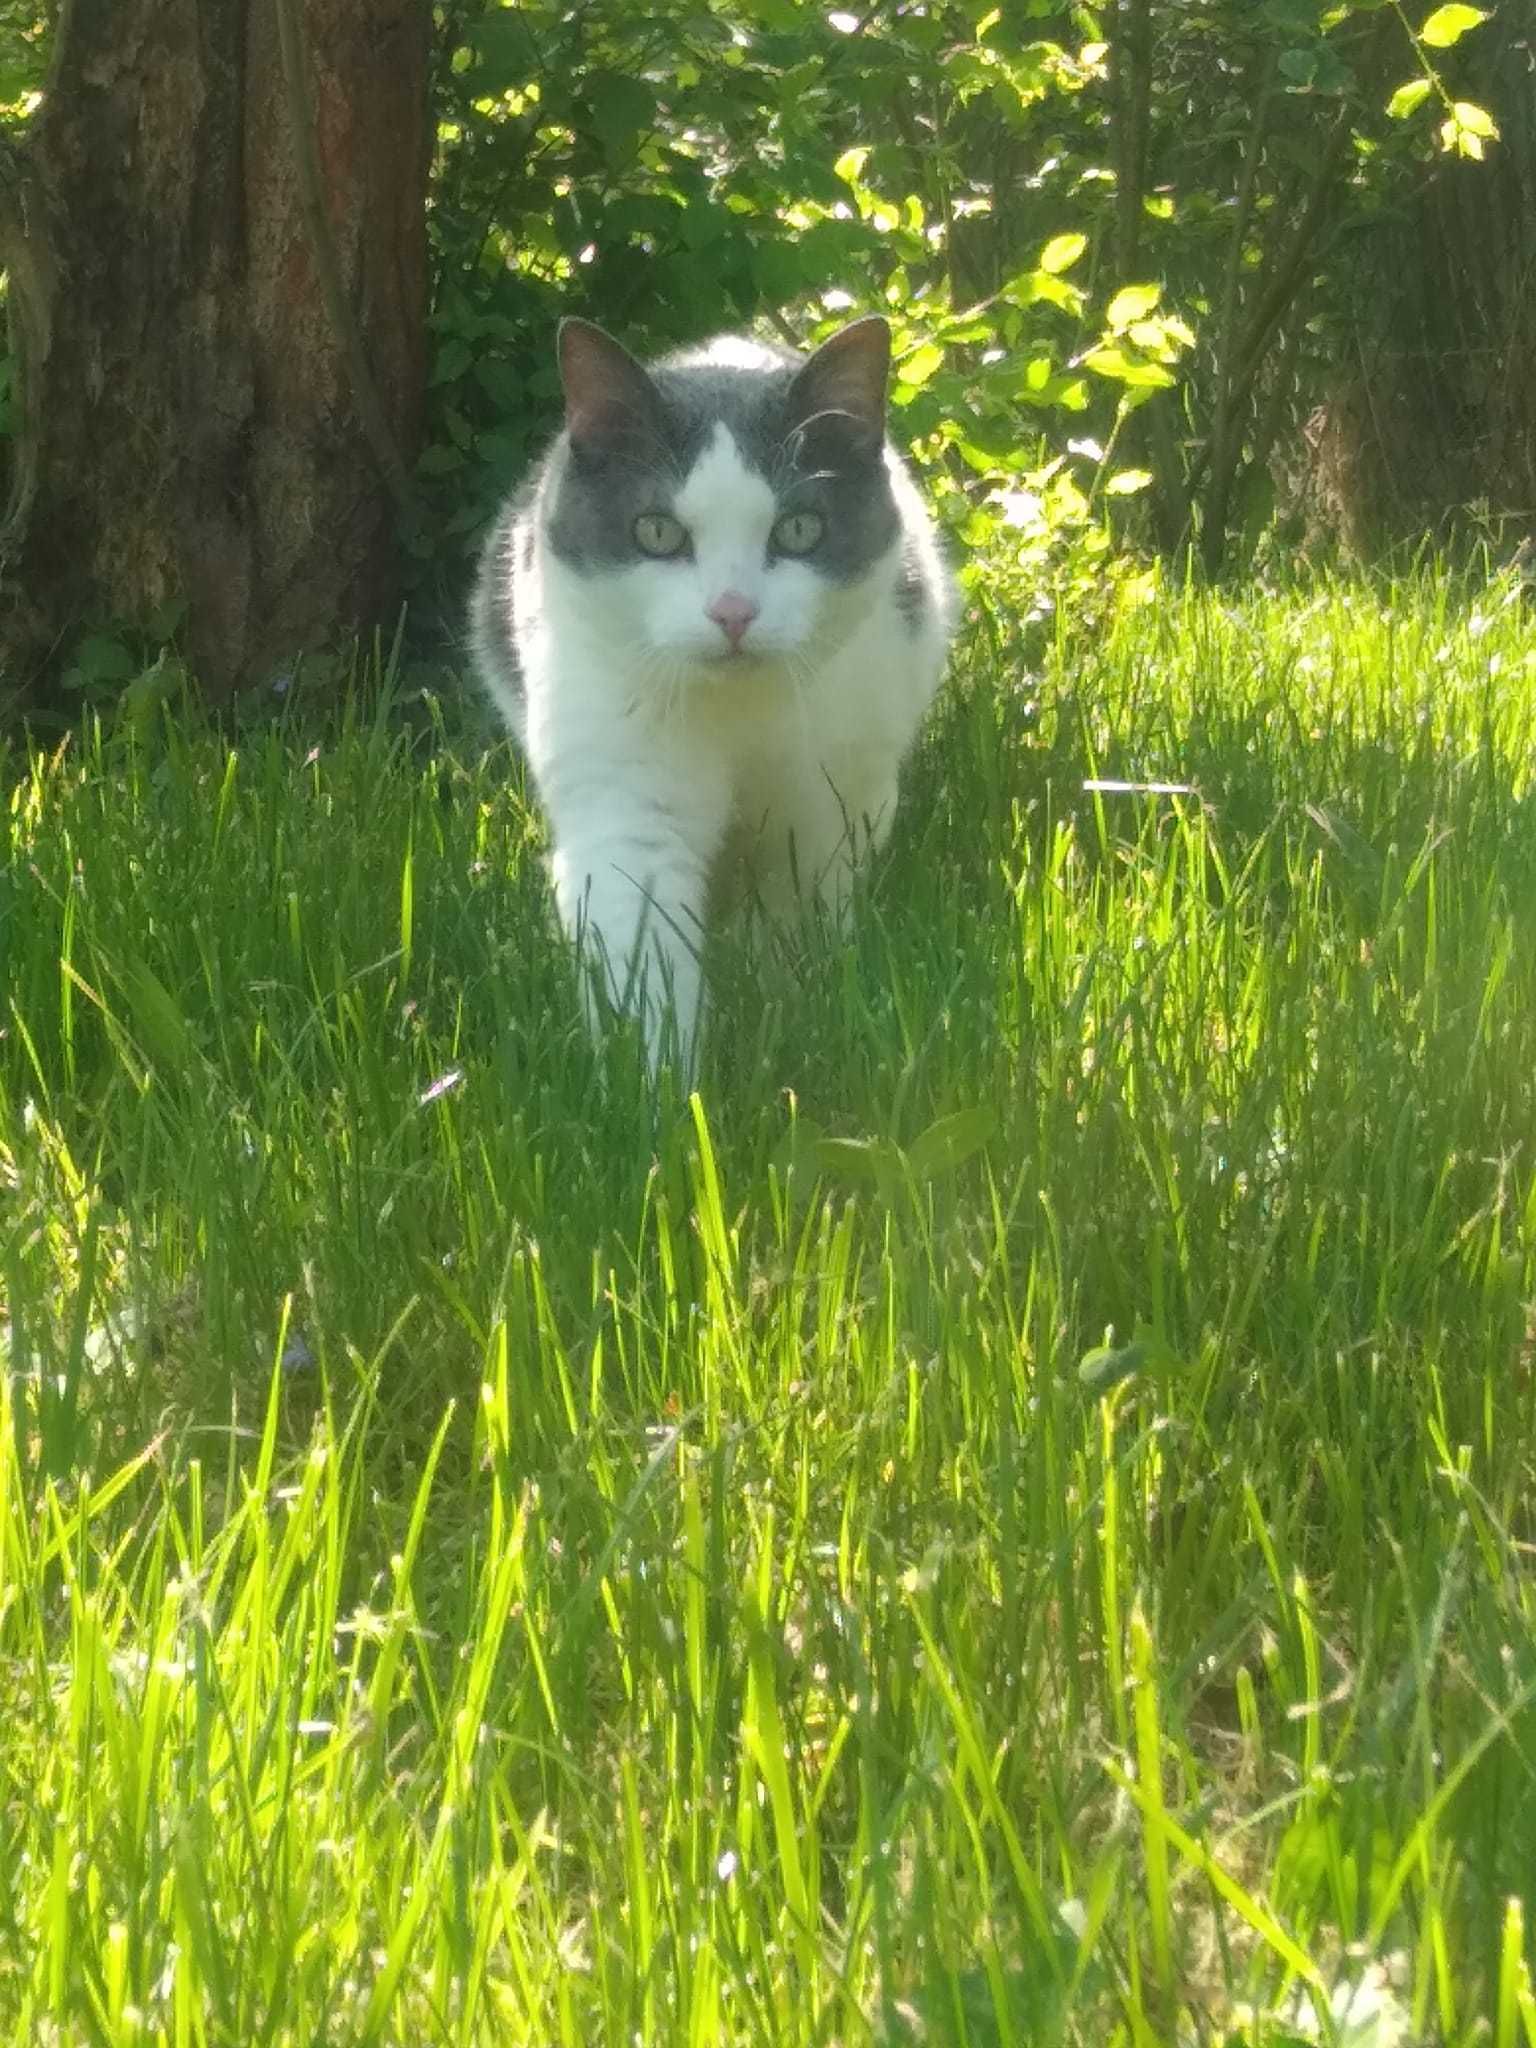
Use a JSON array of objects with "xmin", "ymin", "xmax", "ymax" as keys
[
  {"xmin": 672, "ymin": 422, "xmax": 776, "ymax": 540},
  {"xmin": 649, "ymin": 345, "xmax": 799, "ymax": 475}
]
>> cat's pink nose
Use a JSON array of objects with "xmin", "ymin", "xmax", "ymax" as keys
[{"xmin": 706, "ymin": 589, "xmax": 759, "ymax": 649}]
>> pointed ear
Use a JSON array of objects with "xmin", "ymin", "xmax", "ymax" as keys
[
  {"xmin": 558, "ymin": 318, "xmax": 661, "ymax": 454},
  {"xmin": 787, "ymin": 316, "xmax": 890, "ymax": 455}
]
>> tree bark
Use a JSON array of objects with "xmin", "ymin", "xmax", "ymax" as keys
[{"xmin": 0, "ymin": 0, "xmax": 430, "ymax": 711}]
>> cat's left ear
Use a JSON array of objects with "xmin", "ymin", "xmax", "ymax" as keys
[
  {"xmin": 787, "ymin": 316, "xmax": 890, "ymax": 456},
  {"xmin": 558, "ymin": 317, "xmax": 661, "ymax": 455}
]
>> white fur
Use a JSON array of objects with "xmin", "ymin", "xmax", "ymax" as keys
[
  {"xmin": 496, "ymin": 428, "xmax": 953, "ymax": 1074},
  {"xmin": 691, "ymin": 335, "xmax": 785, "ymax": 372}
]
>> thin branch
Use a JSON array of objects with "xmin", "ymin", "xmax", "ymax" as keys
[
  {"xmin": 1201, "ymin": 50, "xmax": 1280, "ymax": 571},
  {"xmin": 1184, "ymin": 101, "xmax": 1353, "ymax": 534},
  {"xmin": 273, "ymin": 0, "xmax": 414, "ymax": 510},
  {"xmin": 1213, "ymin": 49, "xmax": 1277, "ymax": 408},
  {"xmin": 1229, "ymin": 105, "xmax": 1352, "ymax": 402},
  {"xmin": 1227, "ymin": 304, "xmax": 1306, "ymax": 550},
  {"xmin": 1111, "ymin": 0, "xmax": 1153, "ymax": 281}
]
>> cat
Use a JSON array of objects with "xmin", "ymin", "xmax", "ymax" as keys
[{"xmin": 470, "ymin": 311, "xmax": 956, "ymax": 1074}]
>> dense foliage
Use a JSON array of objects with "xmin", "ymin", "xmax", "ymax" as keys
[
  {"xmin": 0, "ymin": 1, "xmax": 1521, "ymax": 669},
  {"xmin": 417, "ymin": 0, "xmax": 1515, "ymax": 612}
]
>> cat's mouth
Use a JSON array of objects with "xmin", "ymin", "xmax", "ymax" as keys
[
  {"xmin": 700, "ymin": 641, "xmax": 768, "ymax": 668},
  {"xmin": 660, "ymin": 632, "xmax": 784, "ymax": 671}
]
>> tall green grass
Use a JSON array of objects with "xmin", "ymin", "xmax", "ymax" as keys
[{"xmin": 2, "ymin": 572, "xmax": 1535, "ymax": 2043}]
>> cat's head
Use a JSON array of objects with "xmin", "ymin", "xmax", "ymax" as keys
[{"xmin": 544, "ymin": 316, "xmax": 902, "ymax": 666}]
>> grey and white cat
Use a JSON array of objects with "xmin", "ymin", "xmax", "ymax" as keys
[{"xmin": 470, "ymin": 313, "xmax": 955, "ymax": 1072}]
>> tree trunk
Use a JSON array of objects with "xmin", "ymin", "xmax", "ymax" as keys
[{"xmin": 0, "ymin": 0, "xmax": 431, "ymax": 712}]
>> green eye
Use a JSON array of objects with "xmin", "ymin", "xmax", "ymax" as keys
[
  {"xmin": 633, "ymin": 512, "xmax": 689, "ymax": 558},
  {"xmin": 772, "ymin": 510, "xmax": 824, "ymax": 556}
]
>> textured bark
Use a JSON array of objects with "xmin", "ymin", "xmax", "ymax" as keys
[{"xmin": 0, "ymin": 0, "xmax": 430, "ymax": 708}]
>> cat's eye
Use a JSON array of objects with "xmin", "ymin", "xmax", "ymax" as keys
[
  {"xmin": 772, "ymin": 510, "xmax": 824, "ymax": 557},
  {"xmin": 633, "ymin": 512, "xmax": 689, "ymax": 558}
]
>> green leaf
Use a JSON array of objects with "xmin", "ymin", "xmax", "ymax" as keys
[
  {"xmin": 74, "ymin": 635, "xmax": 139, "ymax": 684},
  {"xmin": 116, "ymin": 655, "xmax": 190, "ymax": 733},
  {"xmin": 119, "ymin": 958, "xmax": 195, "ymax": 1072},
  {"xmin": 833, "ymin": 145, "xmax": 870, "ymax": 185},
  {"xmin": 430, "ymin": 337, "xmax": 473, "ymax": 387},
  {"xmin": 473, "ymin": 358, "xmax": 523, "ymax": 408},
  {"xmin": 1104, "ymin": 467, "xmax": 1153, "ymax": 495},
  {"xmin": 813, "ymin": 1135, "xmax": 902, "ymax": 1197},
  {"xmin": 895, "ymin": 341, "xmax": 944, "ymax": 388},
  {"xmin": 1450, "ymin": 98, "xmax": 1497, "ymax": 137},
  {"xmin": 1106, "ymin": 282, "xmax": 1161, "ymax": 330},
  {"xmin": 465, "ymin": 12, "xmax": 531, "ymax": 94},
  {"xmin": 904, "ymin": 1107, "xmax": 996, "ymax": 1183},
  {"xmin": 1419, "ymin": 3, "xmax": 1487, "ymax": 47},
  {"xmin": 1127, "ymin": 318, "xmax": 1172, "ymax": 351},
  {"xmin": 417, "ymin": 443, "xmax": 467, "ymax": 476},
  {"xmin": 1278, "ymin": 46, "xmax": 1318, "ymax": 87},
  {"xmin": 1078, "ymin": 1336, "xmax": 1153, "ymax": 1394},
  {"xmin": 679, "ymin": 199, "xmax": 724, "ymax": 251},
  {"xmin": 1386, "ymin": 77, "xmax": 1432, "ymax": 118},
  {"xmin": 1039, "ymin": 231, "xmax": 1087, "ymax": 274},
  {"xmin": 1263, "ymin": 0, "xmax": 1322, "ymax": 33},
  {"xmin": 1018, "ymin": 269, "xmax": 1086, "ymax": 314},
  {"xmin": 1082, "ymin": 346, "xmax": 1175, "ymax": 389},
  {"xmin": 583, "ymin": 72, "xmax": 655, "ymax": 157},
  {"xmin": 1439, "ymin": 98, "xmax": 1499, "ymax": 155}
]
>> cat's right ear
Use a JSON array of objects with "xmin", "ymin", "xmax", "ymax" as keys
[
  {"xmin": 558, "ymin": 319, "xmax": 660, "ymax": 455},
  {"xmin": 787, "ymin": 316, "xmax": 891, "ymax": 458}
]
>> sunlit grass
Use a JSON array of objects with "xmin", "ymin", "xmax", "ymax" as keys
[{"xmin": 3, "ymin": 569, "xmax": 1536, "ymax": 2043}]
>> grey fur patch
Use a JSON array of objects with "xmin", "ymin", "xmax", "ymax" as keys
[
  {"xmin": 894, "ymin": 538, "xmax": 929, "ymax": 634},
  {"xmin": 544, "ymin": 330, "xmax": 901, "ymax": 584}
]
